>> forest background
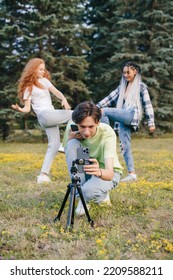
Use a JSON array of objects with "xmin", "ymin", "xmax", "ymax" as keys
[
  {"xmin": 0, "ymin": 0, "xmax": 173, "ymax": 140},
  {"xmin": 0, "ymin": 0, "xmax": 173, "ymax": 262}
]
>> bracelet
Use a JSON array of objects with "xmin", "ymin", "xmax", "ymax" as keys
[{"xmin": 98, "ymin": 168, "xmax": 102, "ymax": 178}]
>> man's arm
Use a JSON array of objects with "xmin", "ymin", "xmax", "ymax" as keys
[{"xmin": 84, "ymin": 158, "xmax": 114, "ymax": 180}]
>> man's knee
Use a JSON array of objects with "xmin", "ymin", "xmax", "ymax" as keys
[
  {"xmin": 82, "ymin": 182, "xmax": 101, "ymax": 202},
  {"xmin": 65, "ymin": 139, "xmax": 80, "ymax": 154},
  {"xmin": 82, "ymin": 188, "xmax": 94, "ymax": 201}
]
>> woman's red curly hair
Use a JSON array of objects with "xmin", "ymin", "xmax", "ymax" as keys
[{"xmin": 18, "ymin": 58, "xmax": 51, "ymax": 103}]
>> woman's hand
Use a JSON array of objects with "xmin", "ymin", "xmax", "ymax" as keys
[
  {"xmin": 11, "ymin": 103, "xmax": 22, "ymax": 112},
  {"xmin": 61, "ymin": 99, "xmax": 71, "ymax": 110},
  {"xmin": 83, "ymin": 158, "xmax": 101, "ymax": 177},
  {"xmin": 11, "ymin": 99, "xmax": 31, "ymax": 113},
  {"xmin": 100, "ymin": 108, "xmax": 104, "ymax": 115},
  {"xmin": 49, "ymin": 85, "xmax": 71, "ymax": 110},
  {"xmin": 149, "ymin": 126, "xmax": 155, "ymax": 133}
]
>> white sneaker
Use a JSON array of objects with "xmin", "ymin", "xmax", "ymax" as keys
[
  {"xmin": 37, "ymin": 174, "xmax": 51, "ymax": 184},
  {"xmin": 100, "ymin": 192, "xmax": 112, "ymax": 206},
  {"xmin": 58, "ymin": 143, "xmax": 65, "ymax": 153},
  {"xmin": 121, "ymin": 173, "xmax": 137, "ymax": 182},
  {"xmin": 75, "ymin": 199, "xmax": 90, "ymax": 216}
]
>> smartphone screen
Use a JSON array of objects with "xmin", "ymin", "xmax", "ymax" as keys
[{"xmin": 71, "ymin": 124, "xmax": 79, "ymax": 131}]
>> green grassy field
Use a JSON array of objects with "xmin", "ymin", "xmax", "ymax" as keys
[{"xmin": 0, "ymin": 137, "xmax": 173, "ymax": 260}]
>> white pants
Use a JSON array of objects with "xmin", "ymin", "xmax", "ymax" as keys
[
  {"xmin": 37, "ymin": 109, "xmax": 72, "ymax": 174},
  {"xmin": 65, "ymin": 139, "xmax": 121, "ymax": 203}
]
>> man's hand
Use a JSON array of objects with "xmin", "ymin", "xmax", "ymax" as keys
[
  {"xmin": 68, "ymin": 129, "xmax": 83, "ymax": 141},
  {"xmin": 83, "ymin": 158, "xmax": 100, "ymax": 177}
]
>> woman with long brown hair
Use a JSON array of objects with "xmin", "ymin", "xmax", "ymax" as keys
[{"xmin": 12, "ymin": 58, "xmax": 72, "ymax": 184}]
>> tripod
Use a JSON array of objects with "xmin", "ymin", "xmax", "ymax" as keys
[{"xmin": 54, "ymin": 160, "xmax": 94, "ymax": 229}]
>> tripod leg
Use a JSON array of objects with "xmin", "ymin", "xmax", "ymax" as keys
[
  {"xmin": 71, "ymin": 189, "xmax": 76, "ymax": 227},
  {"xmin": 54, "ymin": 184, "xmax": 71, "ymax": 223},
  {"xmin": 66, "ymin": 184, "xmax": 76, "ymax": 229},
  {"xmin": 77, "ymin": 185, "xmax": 94, "ymax": 227}
]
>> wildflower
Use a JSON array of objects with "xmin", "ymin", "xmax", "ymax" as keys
[
  {"xmin": 96, "ymin": 239, "xmax": 103, "ymax": 245},
  {"xmin": 98, "ymin": 250, "xmax": 107, "ymax": 255}
]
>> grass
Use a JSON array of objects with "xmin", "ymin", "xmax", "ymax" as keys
[{"xmin": 0, "ymin": 137, "xmax": 173, "ymax": 260}]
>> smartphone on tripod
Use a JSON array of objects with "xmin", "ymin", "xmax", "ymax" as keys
[{"xmin": 77, "ymin": 147, "xmax": 90, "ymax": 173}]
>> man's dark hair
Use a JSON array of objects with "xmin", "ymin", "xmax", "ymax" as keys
[{"xmin": 72, "ymin": 101, "xmax": 102, "ymax": 124}]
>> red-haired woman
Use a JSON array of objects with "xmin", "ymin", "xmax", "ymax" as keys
[{"xmin": 12, "ymin": 58, "xmax": 72, "ymax": 184}]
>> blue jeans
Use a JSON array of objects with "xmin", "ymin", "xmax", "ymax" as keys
[
  {"xmin": 101, "ymin": 108, "xmax": 135, "ymax": 173},
  {"xmin": 65, "ymin": 139, "xmax": 121, "ymax": 203}
]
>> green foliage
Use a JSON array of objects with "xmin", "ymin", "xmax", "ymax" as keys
[
  {"xmin": 0, "ymin": 0, "xmax": 173, "ymax": 133},
  {"xmin": 0, "ymin": 0, "xmax": 90, "ymax": 134},
  {"xmin": 86, "ymin": 0, "xmax": 173, "ymax": 131}
]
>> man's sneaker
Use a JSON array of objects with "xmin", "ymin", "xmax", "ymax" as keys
[
  {"xmin": 58, "ymin": 143, "xmax": 65, "ymax": 153},
  {"xmin": 75, "ymin": 199, "xmax": 90, "ymax": 216},
  {"xmin": 100, "ymin": 192, "xmax": 112, "ymax": 206},
  {"xmin": 37, "ymin": 174, "xmax": 51, "ymax": 184},
  {"xmin": 120, "ymin": 173, "xmax": 137, "ymax": 182}
]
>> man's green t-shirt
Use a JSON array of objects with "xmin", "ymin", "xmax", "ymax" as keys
[{"xmin": 63, "ymin": 122, "xmax": 123, "ymax": 174}]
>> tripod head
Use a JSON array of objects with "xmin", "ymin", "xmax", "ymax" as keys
[
  {"xmin": 70, "ymin": 160, "xmax": 79, "ymax": 174},
  {"xmin": 70, "ymin": 160, "xmax": 81, "ymax": 184}
]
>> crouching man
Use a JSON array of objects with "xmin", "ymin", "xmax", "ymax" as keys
[{"xmin": 64, "ymin": 101, "xmax": 123, "ymax": 215}]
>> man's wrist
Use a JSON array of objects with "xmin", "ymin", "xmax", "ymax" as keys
[{"xmin": 97, "ymin": 168, "xmax": 102, "ymax": 178}]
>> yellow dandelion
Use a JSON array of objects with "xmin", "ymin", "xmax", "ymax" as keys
[
  {"xmin": 98, "ymin": 250, "xmax": 107, "ymax": 255},
  {"xmin": 96, "ymin": 239, "xmax": 103, "ymax": 245}
]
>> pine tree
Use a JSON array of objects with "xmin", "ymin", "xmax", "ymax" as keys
[
  {"xmin": 0, "ymin": 0, "xmax": 21, "ymax": 139},
  {"xmin": 86, "ymin": 0, "xmax": 118, "ymax": 101},
  {"xmin": 0, "ymin": 0, "xmax": 90, "ymax": 138},
  {"xmin": 86, "ymin": 0, "xmax": 173, "ymax": 132},
  {"xmin": 142, "ymin": 0, "xmax": 173, "ymax": 132}
]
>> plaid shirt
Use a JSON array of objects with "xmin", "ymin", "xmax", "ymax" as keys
[{"xmin": 97, "ymin": 82, "xmax": 155, "ymax": 129}]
